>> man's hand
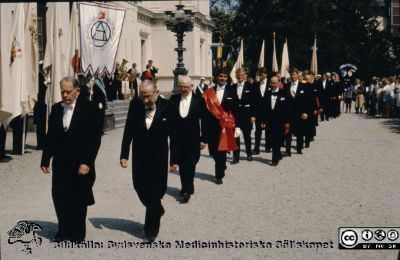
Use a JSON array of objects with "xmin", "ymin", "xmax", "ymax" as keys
[
  {"xmin": 301, "ymin": 113, "xmax": 308, "ymax": 120},
  {"xmin": 261, "ymin": 123, "xmax": 267, "ymax": 129},
  {"xmin": 169, "ymin": 164, "xmax": 178, "ymax": 172},
  {"xmin": 78, "ymin": 164, "xmax": 90, "ymax": 175},
  {"xmin": 319, "ymin": 108, "xmax": 323, "ymax": 112},
  {"xmin": 120, "ymin": 159, "xmax": 128, "ymax": 168},
  {"xmin": 200, "ymin": 142, "xmax": 206, "ymax": 150},
  {"xmin": 41, "ymin": 167, "xmax": 50, "ymax": 174},
  {"xmin": 314, "ymin": 110, "xmax": 318, "ymax": 115},
  {"xmin": 250, "ymin": 117, "xmax": 256, "ymax": 124}
]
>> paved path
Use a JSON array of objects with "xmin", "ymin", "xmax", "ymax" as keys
[{"xmin": 1, "ymin": 113, "xmax": 400, "ymax": 260}]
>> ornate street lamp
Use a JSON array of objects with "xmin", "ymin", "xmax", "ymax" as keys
[{"xmin": 164, "ymin": 3, "xmax": 195, "ymax": 94}]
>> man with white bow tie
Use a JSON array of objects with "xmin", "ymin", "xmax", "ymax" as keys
[
  {"xmin": 231, "ymin": 67, "xmax": 255, "ymax": 164},
  {"xmin": 253, "ymin": 67, "xmax": 270, "ymax": 155},
  {"xmin": 284, "ymin": 68, "xmax": 312, "ymax": 155},
  {"xmin": 120, "ymin": 80, "xmax": 170, "ymax": 242},
  {"xmin": 169, "ymin": 76, "xmax": 207, "ymax": 203},
  {"xmin": 41, "ymin": 76, "xmax": 103, "ymax": 242}
]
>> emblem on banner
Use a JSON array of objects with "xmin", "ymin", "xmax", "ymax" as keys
[{"xmin": 90, "ymin": 10, "xmax": 112, "ymax": 47}]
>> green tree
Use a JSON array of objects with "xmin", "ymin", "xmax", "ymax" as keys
[{"xmin": 210, "ymin": 0, "xmax": 399, "ymax": 80}]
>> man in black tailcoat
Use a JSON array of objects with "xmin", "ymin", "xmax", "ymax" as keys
[
  {"xmin": 169, "ymin": 76, "xmax": 207, "ymax": 203},
  {"xmin": 253, "ymin": 67, "xmax": 269, "ymax": 155},
  {"xmin": 40, "ymin": 76, "xmax": 103, "ymax": 242},
  {"xmin": 284, "ymin": 68, "xmax": 311, "ymax": 155},
  {"xmin": 231, "ymin": 67, "xmax": 255, "ymax": 164},
  {"xmin": 120, "ymin": 80, "xmax": 170, "ymax": 242},
  {"xmin": 202, "ymin": 70, "xmax": 236, "ymax": 185},
  {"xmin": 259, "ymin": 76, "xmax": 290, "ymax": 166}
]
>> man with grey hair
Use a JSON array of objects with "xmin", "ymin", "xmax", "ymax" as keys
[
  {"xmin": 41, "ymin": 76, "xmax": 103, "ymax": 242},
  {"xmin": 120, "ymin": 80, "xmax": 170, "ymax": 242},
  {"xmin": 169, "ymin": 75, "xmax": 207, "ymax": 203}
]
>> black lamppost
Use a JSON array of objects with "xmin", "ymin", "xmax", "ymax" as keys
[{"xmin": 164, "ymin": 4, "xmax": 194, "ymax": 94}]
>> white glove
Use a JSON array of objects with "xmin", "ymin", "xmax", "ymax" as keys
[{"xmin": 234, "ymin": 127, "xmax": 241, "ymax": 138}]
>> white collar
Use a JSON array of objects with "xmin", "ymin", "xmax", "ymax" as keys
[
  {"xmin": 217, "ymin": 84, "xmax": 226, "ymax": 90},
  {"xmin": 291, "ymin": 80, "xmax": 299, "ymax": 86},
  {"xmin": 182, "ymin": 91, "xmax": 192, "ymax": 100},
  {"xmin": 61, "ymin": 96, "xmax": 78, "ymax": 110},
  {"xmin": 272, "ymin": 88, "xmax": 279, "ymax": 93}
]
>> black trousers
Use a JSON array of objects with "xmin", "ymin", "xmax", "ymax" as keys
[
  {"xmin": 10, "ymin": 117, "xmax": 24, "ymax": 154},
  {"xmin": 179, "ymin": 162, "xmax": 196, "ymax": 195},
  {"xmin": 233, "ymin": 126, "xmax": 252, "ymax": 160},
  {"xmin": 285, "ymin": 132, "xmax": 304, "ymax": 153},
  {"xmin": 136, "ymin": 190, "xmax": 164, "ymax": 237},
  {"xmin": 52, "ymin": 189, "xmax": 87, "ymax": 240},
  {"xmin": 0, "ymin": 124, "xmax": 6, "ymax": 158},
  {"xmin": 272, "ymin": 144, "xmax": 282, "ymax": 163},
  {"xmin": 254, "ymin": 123, "xmax": 269, "ymax": 152}
]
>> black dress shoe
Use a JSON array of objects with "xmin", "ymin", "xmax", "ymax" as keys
[
  {"xmin": 271, "ymin": 162, "xmax": 278, "ymax": 166},
  {"xmin": 305, "ymin": 143, "xmax": 310, "ymax": 148},
  {"xmin": 297, "ymin": 149, "xmax": 302, "ymax": 154},
  {"xmin": 180, "ymin": 193, "xmax": 190, "ymax": 204},
  {"xmin": 252, "ymin": 150, "xmax": 260, "ymax": 155},
  {"xmin": 215, "ymin": 178, "xmax": 223, "ymax": 185},
  {"xmin": 286, "ymin": 151, "xmax": 291, "ymax": 157},
  {"xmin": 51, "ymin": 232, "xmax": 68, "ymax": 242},
  {"xmin": 246, "ymin": 155, "xmax": 253, "ymax": 161},
  {"xmin": 230, "ymin": 159, "xmax": 239, "ymax": 165},
  {"xmin": 144, "ymin": 235, "xmax": 156, "ymax": 243},
  {"xmin": 265, "ymin": 148, "xmax": 271, "ymax": 153}
]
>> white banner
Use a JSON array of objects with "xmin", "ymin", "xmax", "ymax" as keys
[{"xmin": 79, "ymin": 3, "xmax": 125, "ymax": 76}]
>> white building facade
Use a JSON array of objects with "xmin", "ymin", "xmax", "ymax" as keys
[{"xmin": 1, "ymin": 1, "xmax": 213, "ymax": 94}]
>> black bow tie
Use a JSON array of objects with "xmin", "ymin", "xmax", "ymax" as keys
[
  {"xmin": 145, "ymin": 106, "xmax": 155, "ymax": 111},
  {"xmin": 271, "ymin": 92, "xmax": 278, "ymax": 96}
]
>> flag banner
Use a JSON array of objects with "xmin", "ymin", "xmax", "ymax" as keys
[
  {"xmin": 311, "ymin": 36, "xmax": 318, "ymax": 75},
  {"xmin": 230, "ymin": 39, "xmax": 244, "ymax": 84},
  {"xmin": 43, "ymin": 2, "xmax": 66, "ymax": 106},
  {"xmin": 66, "ymin": 2, "xmax": 80, "ymax": 76},
  {"xmin": 79, "ymin": 3, "xmax": 125, "ymax": 76},
  {"xmin": 211, "ymin": 45, "xmax": 230, "ymax": 68},
  {"xmin": 23, "ymin": 3, "xmax": 39, "ymax": 113},
  {"xmin": 272, "ymin": 34, "xmax": 278, "ymax": 72},
  {"xmin": 0, "ymin": 4, "xmax": 12, "ymax": 122},
  {"xmin": 280, "ymin": 39, "xmax": 290, "ymax": 78},
  {"xmin": 6, "ymin": 3, "xmax": 26, "ymax": 124},
  {"xmin": 258, "ymin": 40, "xmax": 265, "ymax": 68}
]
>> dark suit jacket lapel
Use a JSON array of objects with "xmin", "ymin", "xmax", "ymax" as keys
[
  {"xmin": 149, "ymin": 98, "xmax": 165, "ymax": 130},
  {"xmin": 187, "ymin": 94, "xmax": 196, "ymax": 117},
  {"xmin": 65, "ymin": 99, "xmax": 81, "ymax": 133}
]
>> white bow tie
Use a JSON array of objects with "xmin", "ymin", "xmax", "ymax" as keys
[{"xmin": 61, "ymin": 103, "xmax": 73, "ymax": 110}]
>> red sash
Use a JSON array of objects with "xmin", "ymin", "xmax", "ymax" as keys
[{"xmin": 203, "ymin": 88, "xmax": 238, "ymax": 152}]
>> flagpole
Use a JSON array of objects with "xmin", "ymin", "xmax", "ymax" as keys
[{"xmin": 21, "ymin": 115, "xmax": 26, "ymax": 154}]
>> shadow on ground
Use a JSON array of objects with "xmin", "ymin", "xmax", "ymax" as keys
[
  {"xmin": 26, "ymin": 220, "xmax": 58, "ymax": 240},
  {"xmin": 89, "ymin": 217, "xmax": 145, "ymax": 239}
]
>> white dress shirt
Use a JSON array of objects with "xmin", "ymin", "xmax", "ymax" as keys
[
  {"xmin": 145, "ymin": 104, "xmax": 156, "ymax": 129},
  {"xmin": 271, "ymin": 88, "xmax": 279, "ymax": 110},
  {"xmin": 62, "ymin": 97, "xmax": 78, "ymax": 131},
  {"xmin": 260, "ymin": 80, "xmax": 267, "ymax": 97},
  {"xmin": 236, "ymin": 81, "xmax": 244, "ymax": 99},
  {"xmin": 179, "ymin": 91, "xmax": 192, "ymax": 118},
  {"xmin": 290, "ymin": 80, "xmax": 299, "ymax": 98},
  {"xmin": 322, "ymin": 80, "xmax": 326, "ymax": 90},
  {"xmin": 216, "ymin": 84, "xmax": 225, "ymax": 104}
]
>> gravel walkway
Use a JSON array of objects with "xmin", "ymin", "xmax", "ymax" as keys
[{"xmin": 1, "ymin": 113, "xmax": 399, "ymax": 260}]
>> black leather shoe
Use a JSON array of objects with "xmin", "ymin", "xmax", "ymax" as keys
[
  {"xmin": 215, "ymin": 178, "xmax": 223, "ymax": 185},
  {"xmin": 265, "ymin": 148, "xmax": 271, "ymax": 153},
  {"xmin": 286, "ymin": 151, "xmax": 291, "ymax": 157},
  {"xmin": 144, "ymin": 235, "xmax": 156, "ymax": 243},
  {"xmin": 297, "ymin": 149, "xmax": 302, "ymax": 154},
  {"xmin": 51, "ymin": 232, "xmax": 68, "ymax": 242},
  {"xmin": 246, "ymin": 155, "xmax": 253, "ymax": 161},
  {"xmin": 180, "ymin": 193, "xmax": 190, "ymax": 204},
  {"xmin": 252, "ymin": 150, "xmax": 260, "ymax": 155},
  {"xmin": 230, "ymin": 159, "xmax": 239, "ymax": 165},
  {"xmin": 305, "ymin": 143, "xmax": 310, "ymax": 148},
  {"xmin": 271, "ymin": 162, "xmax": 278, "ymax": 166}
]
